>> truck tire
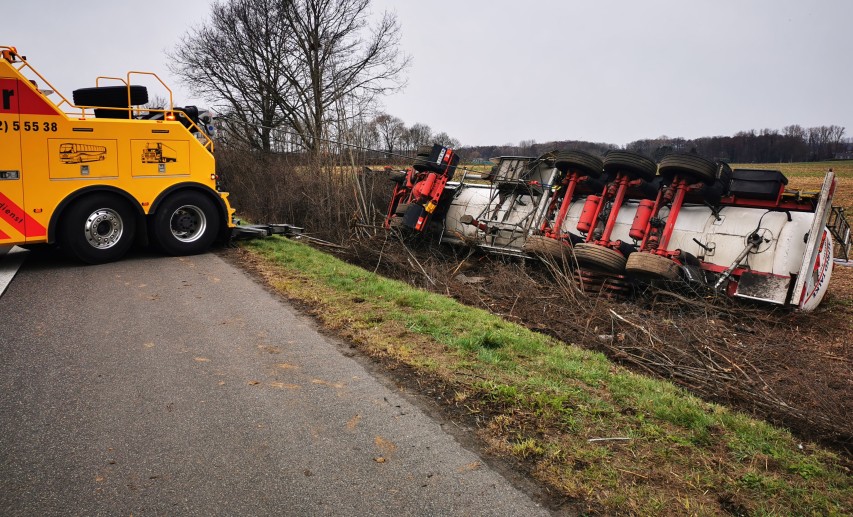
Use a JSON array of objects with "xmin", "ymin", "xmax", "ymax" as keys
[
  {"xmin": 72, "ymin": 85, "xmax": 149, "ymax": 107},
  {"xmin": 554, "ymin": 150, "xmax": 604, "ymax": 177},
  {"xmin": 59, "ymin": 194, "xmax": 136, "ymax": 264},
  {"xmin": 602, "ymin": 151, "xmax": 658, "ymax": 181},
  {"xmin": 522, "ymin": 235, "xmax": 570, "ymax": 259},
  {"xmin": 151, "ymin": 191, "xmax": 220, "ymax": 256},
  {"xmin": 625, "ymin": 252, "xmax": 682, "ymax": 280},
  {"xmin": 572, "ymin": 242, "xmax": 627, "ymax": 273},
  {"xmin": 394, "ymin": 202, "xmax": 410, "ymax": 215},
  {"xmin": 658, "ymin": 153, "xmax": 716, "ymax": 185}
]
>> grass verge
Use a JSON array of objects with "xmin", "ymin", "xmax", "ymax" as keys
[{"xmin": 239, "ymin": 237, "xmax": 851, "ymax": 515}]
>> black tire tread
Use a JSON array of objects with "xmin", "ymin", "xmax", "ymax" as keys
[
  {"xmin": 59, "ymin": 193, "xmax": 136, "ymax": 264},
  {"xmin": 151, "ymin": 191, "xmax": 220, "ymax": 256},
  {"xmin": 573, "ymin": 243, "xmax": 627, "ymax": 273},
  {"xmin": 72, "ymin": 85, "xmax": 149, "ymax": 107},
  {"xmin": 554, "ymin": 150, "xmax": 604, "ymax": 178},
  {"xmin": 658, "ymin": 153, "xmax": 717, "ymax": 185},
  {"xmin": 625, "ymin": 252, "xmax": 681, "ymax": 280},
  {"xmin": 602, "ymin": 151, "xmax": 657, "ymax": 181},
  {"xmin": 522, "ymin": 235, "xmax": 570, "ymax": 258},
  {"xmin": 394, "ymin": 202, "xmax": 410, "ymax": 216}
]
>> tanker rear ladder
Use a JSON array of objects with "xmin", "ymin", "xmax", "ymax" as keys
[
  {"xmin": 826, "ymin": 206, "xmax": 850, "ymax": 260},
  {"xmin": 473, "ymin": 157, "xmax": 559, "ymax": 252}
]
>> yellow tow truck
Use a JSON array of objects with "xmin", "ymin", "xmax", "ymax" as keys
[{"xmin": 0, "ymin": 45, "xmax": 295, "ymax": 263}]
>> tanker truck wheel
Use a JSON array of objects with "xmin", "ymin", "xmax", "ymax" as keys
[
  {"xmin": 625, "ymin": 252, "xmax": 682, "ymax": 280},
  {"xmin": 658, "ymin": 153, "xmax": 716, "ymax": 185},
  {"xmin": 522, "ymin": 235, "xmax": 571, "ymax": 259},
  {"xmin": 414, "ymin": 145, "xmax": 436, "ymax": 172},
  {"xmin": 572, "ymin": 243, "xmax": 627, "ymax": 273},
  {"xmin": 394, "ymin": 202, "xmax": 410, "ymax": 216},
  {"xmin": 151, "ymin": 191, "xmax": 220, "ymax": 256},
  {"xmin": 602, "ymin": 150, "xmax": 658, "ymax": 181},
  {"xmin": 554, "ymin": 150, "xmax": 604, "ymax": 178},
  {"xmin": 59, "ymin": 193, "xmax": 136, "ymax": 264}
]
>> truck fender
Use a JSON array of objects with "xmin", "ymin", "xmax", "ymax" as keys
[{"xmin": 48, "ymin": 186, "xmax": 145, "ymax": 244}]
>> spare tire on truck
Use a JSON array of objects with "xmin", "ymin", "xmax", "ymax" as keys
[{"xmin": 72, "ymin": 85, "xmax": 149, "ymax": 107}]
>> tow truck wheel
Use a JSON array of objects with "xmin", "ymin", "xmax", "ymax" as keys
[
  {"xmin": 625, "ymin": 252, "xmax": 682, "ymax": 280},
  {"xmin": 151, "ymin": 192, "xmax": 220, "ymax": 256},
  {"xmin": 522, "ymin": 235, "xmax": 571, "ymax": 259},
  {"xmin": 60, "ymin": 194, "xmax": 136, "ymax": 264},
  {"xmin": 572, "ymin": 243, "xmax": 627, "ymax": 273}
]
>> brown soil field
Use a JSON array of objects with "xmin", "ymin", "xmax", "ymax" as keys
[{"xmin": 343, "ymin": 238, "xmax": 852, "ymax": 455}]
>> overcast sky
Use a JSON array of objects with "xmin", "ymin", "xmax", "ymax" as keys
[{"xmin": 5, "ymin": 0, "xmax": 851, "ymax": 147}]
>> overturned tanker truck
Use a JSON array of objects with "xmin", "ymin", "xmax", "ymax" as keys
[{"xmin": 385, "ymin": 144, "xmax": 851, "ymax": 311}]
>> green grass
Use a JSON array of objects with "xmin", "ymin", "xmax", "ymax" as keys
[{"xmin": 242, "ymin": 237, "xmax": 852, "ymax": 515}]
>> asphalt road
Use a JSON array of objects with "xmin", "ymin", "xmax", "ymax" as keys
[{"xmin": 0, "ymin": 250, "xmax": 548, "ymax": 516}]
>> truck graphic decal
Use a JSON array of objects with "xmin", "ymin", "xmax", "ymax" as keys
[
  {"xmin": 59, "ymin": 143, "xmax": 107, "ymax": 164},
  {"xmin": 142, "ymin": 142, "xmax": 177, "ymax": 163}
]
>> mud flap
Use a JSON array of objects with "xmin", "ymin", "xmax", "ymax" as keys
[
  {"xmin": 735, "ymin": 271, "xmax": 790, "ymax": 305},
  {"xmin": 403, "ymin": 203, "xmax": 426, "ymax": 230}
]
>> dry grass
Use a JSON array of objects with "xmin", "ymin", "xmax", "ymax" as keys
[{"xmin": 236, "ymin": 238, "xmax": 853, "ymax": 516}]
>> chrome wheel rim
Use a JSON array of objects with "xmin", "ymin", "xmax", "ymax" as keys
[
  {"xmin": 169, "ymin": 205, "xmax": 207, "ymax": 243},
  {"xmin": 84, "ymin": 208, "xmax": 124, "ymax": 249}
]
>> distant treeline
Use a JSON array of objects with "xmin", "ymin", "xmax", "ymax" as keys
[{"xmin": 460, "ymin": 125, "xmax": 851, "ymax": 163}]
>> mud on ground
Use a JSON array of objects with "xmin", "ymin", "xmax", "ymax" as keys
[{"xmin": 344, "ymin": 235, "xmax": 852, "ymax": 455}]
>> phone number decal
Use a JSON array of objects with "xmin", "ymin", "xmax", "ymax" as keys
[{"xmin": 0, "ymin": 120, "xmax": 58, "ymax": 133}]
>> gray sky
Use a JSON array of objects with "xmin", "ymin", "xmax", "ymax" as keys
[{"xmin": 5, "ymin": 0, "xmax": 851, "ymax": 147}]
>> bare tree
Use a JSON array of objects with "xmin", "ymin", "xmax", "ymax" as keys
[
  {"xmin": 406, "ymin": 123, "xmax": 432, "ymax": 151},
  {"xmin": 142, "ymin": 94, "xmax": 170, "ymax": 111},
  {"xmin": 373, "ymin": 113, "xmax": 404, "ymax": 156},
  {"xmin": 432, "ymin": 131, "xmax": 460, "ymax": 149},
  {"xmin": 169, "ymin": 0, "xmax": 293, "ymax": 152},
  {"xmin": 783, "ymin": 124, "xmax": 806, "ymax": 140},
  {"xmin": 278, "ymin": 0, "xmax": 409, "ymax": 155},
  {"xmin": 169, "ymin": 0, "xmax": 409, "ymax": 154},
  {"xmin": 518, "ymin": 139, "xmax": 536, "ymax": 155},
  {"xmin": 828, "ymin": 125, "xmax": 846, "ymax": 157}
]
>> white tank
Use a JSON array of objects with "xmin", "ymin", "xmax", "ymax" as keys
[{"xmin": 441, "ymin": 170, "xmax": 837, "ymax": 311}]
